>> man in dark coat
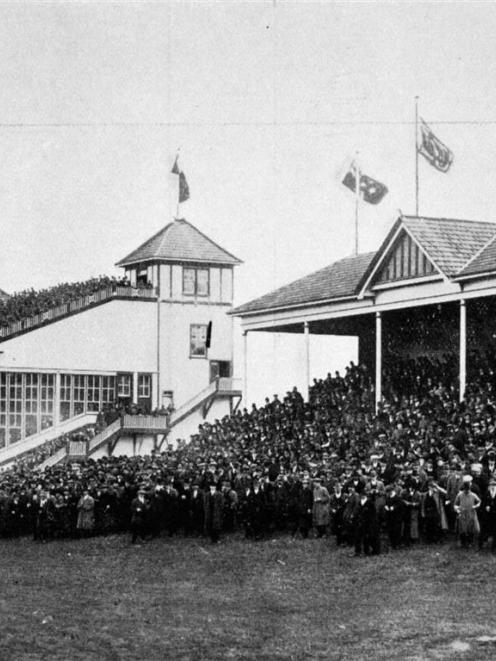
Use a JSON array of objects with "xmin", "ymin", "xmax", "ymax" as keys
[
  {"xmin": 33, "ymin": 490, "xmax": 57, "ymax": 542},
  {"xmin": 203, "ymin": 484, "xmax": 224, "ymax": 543},
  {"xmin": 384, "ymin": 485, "xmax": 404, "ymax": 550},
  {"xmin": 479, "ymin": 476, "xmax": 496, "ymax": 551},
  {"xmin": 130, "ymin": 488, "xmax": 149, "ymax": 544},
  {"xmin": 186, "ymin": 482, "xmax": 204, "ymax": 536},
  {"xmin": 243, "ymin": 480, "xmax": 267, "ymax": 540},
  {"xmin": 329, "ymin": 482, "xmax": 346, "ymax": 546},
  {"xmin": 292, "ymin": 476, "xmax": 314, "ymax": 539},
  {"xmin": 352, "ymin": 487, "xmax": 380, "ymax": 556}
]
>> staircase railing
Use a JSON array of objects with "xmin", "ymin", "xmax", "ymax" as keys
[
  {"xmin": 0, "ymin": 285, "xmax": 156, "ymax": 340},
  {"xmin": 169, "ymin": 381, "xmax": 218, "ymax": 426},
  {"xmin": 0, "ymin": 413, "xmax": 97, "ymax": 466},
  {"xmin": 87, "ymin": 415, "xmax": 170, "ymax": 455},
  {"xmin": 87, "ymin": 419, "xmax": 122, "ymax": 454},
  {"xmin": 38, "ymin": 446, "xmax": 68, "ymax": 471}
]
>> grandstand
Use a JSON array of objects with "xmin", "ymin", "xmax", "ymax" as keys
[
  {"xmin": 233, "ymin": 215, "xmax": 496, "ymax": 409},
  {"xmin": 0, "ymin": 217, "xmax": 242, "ymax": 467}
]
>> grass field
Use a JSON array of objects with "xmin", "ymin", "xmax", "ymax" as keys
[{"xmin": 1, "ymin": 534, "xmax": 496, "ymax": 661}]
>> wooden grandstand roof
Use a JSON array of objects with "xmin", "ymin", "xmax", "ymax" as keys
[
  {"xmin": 116, "ymin": 218, "xmax": 242, "ymax": 267},
  {"xmin": 233, "ymin": 216, "xmax": 496, "ymax": 317}
]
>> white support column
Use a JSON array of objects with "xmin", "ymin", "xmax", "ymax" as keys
[
  {"xmin": 54, "ymin": 371, "xmax": 61, "ymax": 427},
  {"xmin": 133, "ymin": 371, "xmax": 139, "ymax": 404},
  {"xmin": 243, "ymin": 330, "xmax": 248, "ymax": 406},
  {"xmin": 304, "ymin": 321, "xmax": 310, "ymax": 400},
  {"xmin": 375, "ymin": 311, "xmax": 382, "ymax": 412},
  {"xmin": 460, "ymin": 299, "xmax": 466, "ymax": 403}
]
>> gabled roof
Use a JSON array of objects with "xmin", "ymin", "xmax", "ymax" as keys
[
  {"xmin": 232, "ymin": 252, "xmax": 375, "ymax": 315},
  {"xmin": 401, "ymin": 216, "xmax": 496, "ymax": 276},
  {"xmin": 233, "ymin": 215, "xmax": 496, "ymax": 318},
  {"xmin": 0, "ymin": 289, "xmax": 9, "ymax": 301},
  {"xmin": 116, "ymin": 218, "xmax": 242, "ymax": 267},
  {"xmin": 456, "ymin": 233, "xmax": 496, "ymax": 279}
]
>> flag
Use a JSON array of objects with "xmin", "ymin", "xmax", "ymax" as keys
[
  {"xmin": 171, "ymin": 156, "xmax": 190, "ymax": 203},
  {"xmin": 342, "ymin": 166, "xmax": 388, "ymax": 205},
  {"xmin": 418, "ymin": 118, "xmax": 453, "ymax": 172}
]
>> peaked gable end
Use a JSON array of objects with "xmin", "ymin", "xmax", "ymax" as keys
[{"xmin": 374, "ymin": 230, "xmax": 439, "ymax": 286}]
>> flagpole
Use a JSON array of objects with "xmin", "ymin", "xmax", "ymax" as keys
[
  {"xmin": 354, "ymin": 154, "xmax": 360, "ymax": 256},
  {"xmin": 415, "ymin": 96, "xmax": 419, "ymax": 216}
]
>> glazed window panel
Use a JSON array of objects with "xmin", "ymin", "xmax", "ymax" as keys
[
  {"xmin": 102, "ymin": 376, "xmax": 115, "ymax": 404},
  {"xmin": 196, "ymin": 269, "xmax": 209, "ymax": 296},
  {"xmin": 87, "ymin": 375, "xmax": 101, "ymax": 412},
  {"xmin": 190, "ymin": 324, "xmax": 208, "ymax": 358},
  {"xmin": 73, "ymin": 374, "xmax": 86, "ymax": 416},
  {"xmin": 117, "ymin": 374, "xmax": 131, "ymax": 398},
  {"xmin": 183, "ymin": 268, "xmax": 196, "ymax": 295},
  {"xmin": 138, "ymin": 374, "xmax": 151, "ymax": 398}
]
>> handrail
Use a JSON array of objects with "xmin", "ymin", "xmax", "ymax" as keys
[
  {"xmin": 0, "ymin": 413, "xmax": 97, "ymax": 465},
  {"xmin": 121, "ymin": 414, "xmax": 169, "ymax": 430},
  {"xmin": 87, "ymin": 415, "xmax": 170, "ymax": 456},
  {"xmin": 87, "ymin": 419, "xmax": 122, "ymax": 453},
  {"xmin": 0, "ymin": 285, "xmax": 157, "ymax": 340},
  {"xmin": 169, "ymin": 381, "xmax": 219, "ymax": 425},
  {"xmin": 37, "ymin": 446, "xmax": 68, "ymax": 471}
]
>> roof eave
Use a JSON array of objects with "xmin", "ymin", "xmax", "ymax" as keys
[
  {"xmin": 230, "ymin": 294, "xmax": 357, "ymax": 317},
  {"xmin": 116, "ymin": 256, "xmax": 243, "ymax": 267},
  {"xmin": 453, "ymin": 270, "xmax": 496, "ymax": 282}
]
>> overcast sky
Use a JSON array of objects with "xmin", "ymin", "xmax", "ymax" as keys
[{"xmin": 0, "ymin": 1, "xmax": 494, "ymax": 402}]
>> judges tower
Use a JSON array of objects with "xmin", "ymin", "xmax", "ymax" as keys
[{"xmin": 116, "ymin": 217, "xmax": 242, "ymax": 431}]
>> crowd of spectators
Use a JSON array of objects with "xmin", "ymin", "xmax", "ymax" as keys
[
  {"xmin": 0, "ymin": 351, "xmax": 495, "ymax": 553},
  {"xmin": 0, "ymin": 275, "xmax": 149, "ymax": 329}
]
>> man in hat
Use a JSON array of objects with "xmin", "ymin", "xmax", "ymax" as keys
[
  {"xmin": 384, "ymin": 485, "xmax": 403, "ymax": 550},
  {"xmin": 130, "ymin": 487, "xmax": 149, "ymax": 544},
  {"xmin": 351, "ymin": 485, "xmax": 380, "ymax": 557},
  {"xmin": 479, "ymin": 476, "xmax": 496, "ymax": 551},
  {"xmin": 292, "ymin": 476, "xmax": 314, "ymax": 539},
  {"xmin": 203, "ymin": 484, "xmax": 224, "ymax": 544},
  {"xmin": 312, "ymin": 476, "xmax": 330, "ymax": 538},
  {"xmin": 330, "ymin": 482, "xmax": 347, "ymax": 546}
]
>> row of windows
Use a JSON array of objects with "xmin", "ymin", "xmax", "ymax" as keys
[{"xmin": 0, "ymin": 372, "xmax": 152, "ymax": 447}]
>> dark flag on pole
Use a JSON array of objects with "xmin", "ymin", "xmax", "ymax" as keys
[
  {"xmin": 418, "ymin": 118, "xmax": 453, "ymax": 172},
  {"xmin": 171, "ymin": 156, "xmax": 190, "ymax": 203},
  {"xmin": 342, "ymin": 166, "xmax": 388, "ymax": 205}
]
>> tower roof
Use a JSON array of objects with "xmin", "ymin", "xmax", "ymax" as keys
[{"xmin": 116, "ymin": 218, "xmax": 242, "ymax": 267}]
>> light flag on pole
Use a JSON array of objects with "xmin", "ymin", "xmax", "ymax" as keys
[{"xmin": 418, "ymin": 118, "xmax": 453, "ymax": 173}]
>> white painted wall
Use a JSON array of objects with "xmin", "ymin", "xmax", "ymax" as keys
[
  {"xmin": 0, "ymin": 300, "xmax": 157, "ymax": 373},
  {"xmin": 159, "ymin": 300, "xmax": 233, "ymax": 407}
]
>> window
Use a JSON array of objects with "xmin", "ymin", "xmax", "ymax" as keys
[
  {"xmin": 87, "ymin": 375, "xmax": 101, "ymax": 412},
  {"xmin": 183, "ymin": 267, "xmax": 209, "ymax": 297},
  {"xmin": 73, "ymin": 375, "xmax": 86, "ymax": 416},
  {"xmin": 190, "ymin": 324, "xmax": 208, "ymax": 358},
  {"xmin": 60, "ymin": 374, "xmax": 72, "ymax": 421},
  {"xmin": 102, "ymin": 376, "xmax": 116, "ymax": 405},
  {"xmin": 138, "ymin": 374, "xmax": 151, "ymax": 398},
  {"xmin": 117, "ymin": 374, "xmax": 132, "ymax": 398}
]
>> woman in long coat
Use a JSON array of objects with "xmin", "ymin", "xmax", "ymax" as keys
[
  {"xmin": 77, "ymin": 489, "xmax": 95, "ymax": 537},
  {"xmin": 312, "ymin": 477, "xmax": 330, "ymax": 537},
  {"xmin": 454, "ymin": 477, "xmax": 481, "ymax": 548}
]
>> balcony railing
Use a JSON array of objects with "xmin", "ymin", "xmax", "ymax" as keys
[{"xmin": 0, "ymin": 285, "xmax": 157, "ymax": 340}]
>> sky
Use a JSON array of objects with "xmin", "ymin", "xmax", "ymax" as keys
[{"xmin": 0, "ymin": 1, "xmax": 495, "ymax": 403}]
